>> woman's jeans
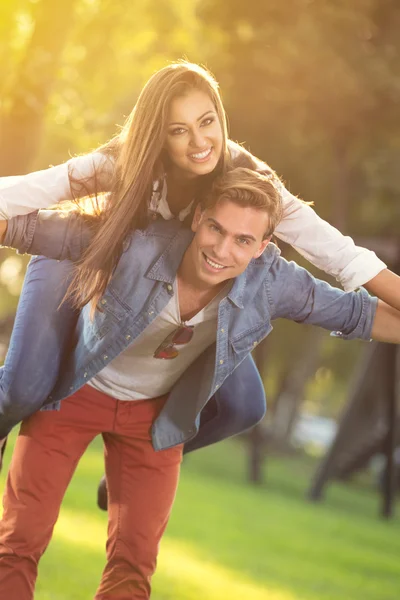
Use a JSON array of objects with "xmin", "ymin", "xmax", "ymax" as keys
[{"xmin": 0, "ymin": 256, "xmax": 266, "ymax": 449}]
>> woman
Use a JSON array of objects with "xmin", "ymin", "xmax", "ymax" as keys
[{"xmin": 0, "ymin": 61, "xmax": 396, "ymax": 483}]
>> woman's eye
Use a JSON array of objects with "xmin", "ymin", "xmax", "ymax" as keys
[
  {"xmin": 169, "ymin": 127, "xmax": 186, "ymax": 136},
  {"xmin": 201, "ymin": 117, "xmax": 214, "ymax": 127}
]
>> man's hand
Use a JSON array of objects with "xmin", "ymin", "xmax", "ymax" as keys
[
  {"xmin": 0, "ymin": 220, "xmax": 7, "ymax": 245},
  {"xmin": 372, "ymin": 300, "xmax": 400, "ymax": 343}
]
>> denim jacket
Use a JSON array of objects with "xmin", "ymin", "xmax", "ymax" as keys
[{"xmin": 4, "ymin": 211, "xmax": 377, "ymax": 450}]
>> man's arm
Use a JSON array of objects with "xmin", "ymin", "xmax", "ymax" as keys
[
  {"xmin": 1, "ymin": 210, "xmax": 95, "ymax": 262},
  {"xmin": 371, "ymin": 300, "xmax": 400, "ymax": 343}
]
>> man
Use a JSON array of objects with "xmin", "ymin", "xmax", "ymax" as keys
[{"xmin": 0, "ymin": 167, "xmax": 399, "ymax": 599}]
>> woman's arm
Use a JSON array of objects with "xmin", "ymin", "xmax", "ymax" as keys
[
  {"xmin": 0, "ymin": 152, "xmax": 113, "ymax": 219},
  {"xmin": 364, "ymin": 269, "xmax": 400, "ymax": 312},
  {"xmin": 274, "ymin": 186, "xmax": 386, "ymax": 292}
]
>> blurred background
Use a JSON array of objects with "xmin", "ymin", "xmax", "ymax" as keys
[{"xmin": 0, "ymin": 1, "xmax": 399, "ymax": 598}]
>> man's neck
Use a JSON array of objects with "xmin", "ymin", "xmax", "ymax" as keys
[{"xmin": 177, "ymin": 254, "xmax": 228, "ymax": 322}]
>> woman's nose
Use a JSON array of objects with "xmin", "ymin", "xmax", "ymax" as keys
[{"xmin": 189, "ymin": 128, "xmax": 207, "ymax": 149}]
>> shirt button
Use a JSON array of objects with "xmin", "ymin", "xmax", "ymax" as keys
[
  {"xmin": 148, "ymin": 310, "xmax": 154, "ymax": 315},
  {"xmin": 253, "ymin": 341, "xmax": 258, "ymax": 347},
  {"xmin": 220, "ymin": 328, "xmax": 225, "ymax": 333},
  {"xmin": 101, "ymin": 299, "xmax": 107, "ymax": 305},
  {"xmin": 103, "ymin": 355, "xmax": 108, "ymax": 360},
  {"xmin": 69, "ymin": 386, "xmax": 73, "ymax": 391},
  {"xmin": 167, "ymin": 284, "xmax": 173, "ymax": 292},
  {"xmin": 83, "ymin": 372, "xmax": 87, "ymax": 378},
  {"xmin": 219, "ymin": 359, "xmax": 224, "ymax": 365},
  {"xmin": 125, "ymin": 334, "xmax": 131, "ymax": 340}
]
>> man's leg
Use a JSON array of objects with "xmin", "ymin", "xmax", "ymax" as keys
[
  {"xmin": 0, "ymin": 387, "xmax": 104, "ymax": 600},
  {"xmin": 97, "ymin": 354, "xmax": 266, "ymax": 510},
  {"xmin": 96, "ymin": 396, "xmax": 183, "ymax": 600}
]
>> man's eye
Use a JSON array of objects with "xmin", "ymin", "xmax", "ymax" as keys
[
  {"xmin": 210, "ymin": 224, "xmax": 220, "ymax": 232},
  {"xmin": 238, "ymin": 238, "xmax": 250, "ymax": 245}
]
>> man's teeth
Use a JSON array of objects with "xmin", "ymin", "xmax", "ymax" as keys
[
  {"xmin": 190, "ymin": 148, "xmax": 211, "ymax": 159},
  {"xmin": 205, "ymin": 256, "xmax": 225, "ymax": 270}
]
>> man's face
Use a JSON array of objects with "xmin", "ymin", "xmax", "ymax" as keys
[{"xmin": 184, "ymin": 198, "xmax": 271, "ymax": 288}]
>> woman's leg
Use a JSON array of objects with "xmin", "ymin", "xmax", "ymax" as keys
[
  {"xmin": 0, "ymin": 256, "xmax": 76, "ymax": 439},
  {"xmin": 184, "ymin": 354, "xmax": 266, "ymax": 454},
  {"xmin": 0, "ymin": 388, "xmax": 100, "ymax": 600},
  {"xmin": 97, "ymin": 395, "xmax": 183, "ymax": 600}
]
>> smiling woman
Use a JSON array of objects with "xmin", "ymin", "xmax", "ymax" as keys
[{"xmin": 165, "ymin": 89, "xmax": 223, "ymax": 179}]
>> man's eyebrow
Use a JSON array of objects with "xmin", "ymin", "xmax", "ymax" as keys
[
  {"xmin": 168, "ymin": 110, "xmax": 216, "ymax": 127},
  {"xmin": 206, "ymin": 217, "xmax": 257, "ymax": 242}
]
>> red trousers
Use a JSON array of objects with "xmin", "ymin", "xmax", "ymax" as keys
[{"xmin": 0, "ymin": 385, "xmax": 183, "ymax": 599}]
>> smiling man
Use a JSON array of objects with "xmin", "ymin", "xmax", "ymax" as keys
[{"xmin": 1, "ymin": 167, "xmax": 400, "ymax": 599}]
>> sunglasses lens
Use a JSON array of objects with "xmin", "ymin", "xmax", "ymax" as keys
[
  {"xmin": 155, "ymin": 347, "xmax": 179, "ymax": 359},
  {"xmin": 173, "ymin": 326, "xmax": 194, "ymax": 345}
]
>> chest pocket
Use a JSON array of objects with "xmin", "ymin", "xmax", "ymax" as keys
[
  {"xmin": 230, "ymin": 322, "xmax": 272, "ymax": 365},
  {"xmin": 91, "ymin": 289, "xmax": 128, "ymax": 339}
]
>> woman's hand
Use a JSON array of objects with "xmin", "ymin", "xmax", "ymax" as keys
[{"xmin": 365, "ymin": 269, "xmax": 400, "ymax": 312}]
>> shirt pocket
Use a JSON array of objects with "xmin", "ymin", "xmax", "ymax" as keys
[
  {"xmin": 229, "ymin": 321, "xmax": 272, "ymax": 366},
  {"xmin": 91, "ymin": 289, "xmax": 128, "ymax": 339}
]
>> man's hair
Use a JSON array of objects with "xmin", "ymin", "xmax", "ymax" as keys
[{"xmin": 201, "ymin": 167, "xmax": 283, "ymax": 238}]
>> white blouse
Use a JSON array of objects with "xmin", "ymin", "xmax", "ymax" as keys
[{"xmin": 0, "ymin": 151, "xmax": 386, "ymax": 291}]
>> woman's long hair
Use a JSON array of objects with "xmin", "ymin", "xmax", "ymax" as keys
[{"xmin": 67, "ymin": 61, "xmax": 229, "ymax": 311}]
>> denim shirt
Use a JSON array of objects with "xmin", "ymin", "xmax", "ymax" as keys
[{"xmin": 4, "ymin": 211, "xmax": 377, "ymax": 450}]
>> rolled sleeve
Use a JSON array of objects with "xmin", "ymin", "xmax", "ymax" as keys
[
  {"xmin": 3, "ymin": 212, "xmax": 39, "ymax": 254},
  {"xmin": 331, "ymin": 290, "xmax": 378, "ymax": 341}
]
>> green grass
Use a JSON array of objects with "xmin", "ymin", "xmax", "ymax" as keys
[{"xmin": 1, "ymin": 433, "xmax": 399, "ymax": 599}]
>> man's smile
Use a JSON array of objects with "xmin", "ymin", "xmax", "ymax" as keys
[{"xmin": 202, "ymin": 252, "xmax": 228, "ymax": 272}]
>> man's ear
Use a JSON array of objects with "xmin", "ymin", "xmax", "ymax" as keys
[
  {"xmin": 253, "ymin": 236, "xmax": 271, "ymax": 258},
  {"xmin": 191, "ymin": 204, "xmax": 204, "ymax": 232}
]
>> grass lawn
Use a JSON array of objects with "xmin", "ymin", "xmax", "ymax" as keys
[{"xmin": 0, "ymin": 432, "xmax": 399, "ymax": 600}]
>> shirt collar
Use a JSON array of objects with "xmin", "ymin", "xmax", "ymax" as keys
[{"xmin": 150, "ymin": 176, "xmax": 194, "ymax": 222}]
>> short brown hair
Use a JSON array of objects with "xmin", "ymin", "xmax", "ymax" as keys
[{"xmin": 201, "ymin": 167, "xmax": 283, "ymax": 238}]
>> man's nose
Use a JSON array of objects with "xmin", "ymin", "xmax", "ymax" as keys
[{"xmin": 213, "ymin": 237, "xmax": 231, "ymax": 259}]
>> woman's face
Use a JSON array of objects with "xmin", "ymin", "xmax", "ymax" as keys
[{"xmin": 164, "ymin": 89, "xmax": 224, "ymax": 180}]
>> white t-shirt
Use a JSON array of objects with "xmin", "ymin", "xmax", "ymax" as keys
[{"xmin": 88, "ymin": 281, "xmax": 228, "ymax": 401}]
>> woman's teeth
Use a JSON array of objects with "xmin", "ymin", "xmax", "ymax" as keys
[
  {"xmin": 190, "ymin": 148, "xmax": 212, "ymax": 160},
  {"xmin": 205, "ymin": 255, "xmax": 225, "ymax": 270}
]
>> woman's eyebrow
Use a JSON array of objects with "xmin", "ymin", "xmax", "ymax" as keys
[{"xmin": 168, "ymin": 110, "xmax": 216, "ymax": 127}]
